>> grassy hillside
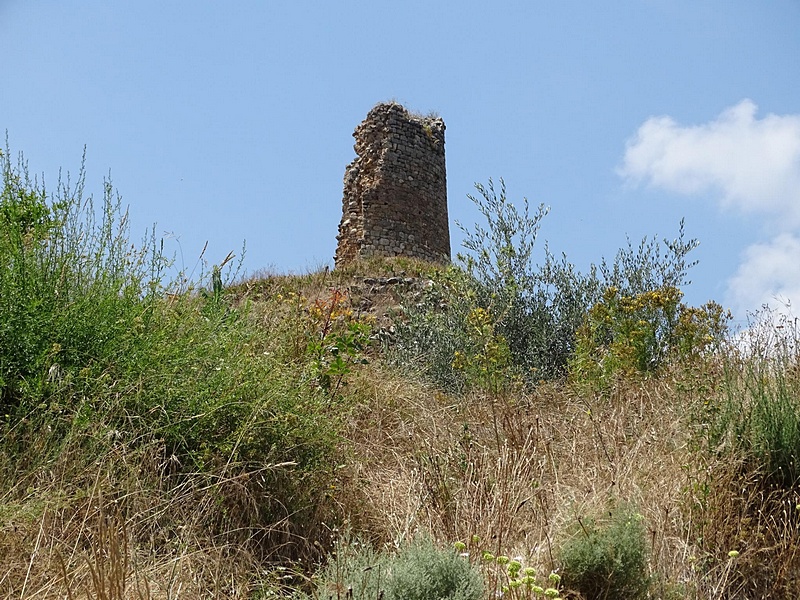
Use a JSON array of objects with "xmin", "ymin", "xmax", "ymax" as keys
[{"xmin": 2, "ymin": 152, "xmax": 800, "ymax": 599}]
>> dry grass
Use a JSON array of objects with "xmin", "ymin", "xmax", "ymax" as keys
[
  {"xmin": 0, "ymin": 437, "xmax": 274, "ymax": 599},
  {"xmin": 4, "ymin": 269, "xmax": 800, "ymax": 599},
  {"xmin": 340, "ymin": 368, "xmax": 678, "ymax": 556},
  {"xmin": 336, "ymin": 360, "xmax": 800, "ymax": 599}
]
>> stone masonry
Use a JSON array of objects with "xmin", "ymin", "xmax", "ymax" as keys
[{"xmin": 334, "ymin": 102, "xmax": 450, "ymax": 267}]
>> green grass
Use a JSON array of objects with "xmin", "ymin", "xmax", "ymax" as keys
[{"xmin": 699, "ymin": 312, "xmax": 800, "ymax": 489}]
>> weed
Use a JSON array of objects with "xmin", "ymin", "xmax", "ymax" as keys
[
  {"xmin": 0, "ymin": 146, "xmax": 167, "ymax": 415},
  {"xmin": 305, "ymin": 288, "xmax": 372, "ymax": 398},
  {"xmin": 386, "ymin": 537, "xmax": 483, "ymax": 600},
  {"xmin": 388, "ymin": 266, "xmax": 478, "ymax": 393},
  {"xmin": 0, "ymin": 146, "xmax": 353, "ymax": 597},
  {"xmin": 455, "ymin": 536, "xmax": 564, "ymax": 600},
  {"xmin": 699, "ymin": 308, "xmax": 800, "ymax": 488}
]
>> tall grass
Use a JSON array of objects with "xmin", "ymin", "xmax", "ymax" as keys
[
  {"xmin": 680, "ymin": 308, "xmax": 800, "ymax": 597},
  {"xmin": 701, "ymin": 308, "xmax": 800, "ymax": 488},
  {"xmin": 0, "ymin": 147, "xmax": 164, "ymax": 414},
  {"xmin": 0, "ymin": 147, "xmax": 361, "ymax": 597}
]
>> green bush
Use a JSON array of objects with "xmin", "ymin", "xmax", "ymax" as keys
[
  {"xmin": 303, "ymin": 537, "xmax": 483, "ymax": 600},
  {"xmin": 559, "ymin": 505, "xmax": 650, "ymax": 600},
  {"xmin": 0, "ymin": 146, "xmax": 351, "ymax": 558},
  {"xmin": 305, "ymin": 537, "xmax": 386, "ymax": 600},
  {"xmin": 390, "ymin": 179, "xmax": 704, "ymax": 390},
  {"xmin": 388, "ymin": 267, "xmax": 479, "ymax": 393},
  {"xmin": 457, "ymin": 178, "xmax": 589, "ymax": 380},
  {"xmin": 385, "ymin": 537, "xmax": 484, "ymax": 600},
  {"xmin": 570, "ymin": 286, "xmax": 729, "ymax": 388},
  {"xmin": 0, "ymin": 147, "xmax": 168, "ymax": 414}
]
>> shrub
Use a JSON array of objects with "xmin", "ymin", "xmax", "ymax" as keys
[
  {"xmin": 0, "ymin": 145, "xmax": 353, "ymax": 563},
  {"xmin": 459, "ymin": 181, "xmax": 705, "ymax": 382},
  {"xmin": 388, "ymin": 266, "xmax": 478, "ymax": 393},
  {"xmin": 559, "ymin": 505, "xmax": 650, "ymax": 600},
  {"xmin": 571, "ymin": 285, "xmax": 683, "ymax": 384},
  {"xmin": 385, "ymin": 537, "xmax": 484, "ymax": 600},
  {"xmin": 457, "ymin": 178, "xmax": 589, "ymax": 380},
  {"xmin": 570, "ymin": 286, "xmax": 729, "ymax": 387},
  {"xmin": 391, "ymin": 178, "xmax": 704, "ymax": 390},
  {"xmin": 0, "ymin": 146, "xmax": 167, "ymax": 413},
  {"xmin": 455, "ymin": 536, "xmax": 564, "ymax": 600},
  {"xmin": 305, "ymin": 288, "xmax": 372, "ymax": 399},
  {"xmin": 308, "ymin": 537, "xmax": 387, "ymax": 600},
  {"xmin": 451, "ymin": 307, "xmax": 515, "ymax": 394},
  {"xmin": 303, "ymin": 537, "xmax": 483, "ymax": 600}
]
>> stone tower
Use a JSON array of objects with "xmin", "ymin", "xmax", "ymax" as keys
[{"xmin": 334, "ymin": 102, "xmax": 450, "ymax": 267}]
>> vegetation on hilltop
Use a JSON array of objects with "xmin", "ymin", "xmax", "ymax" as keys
[{"xmin": 1, "ymin": 148, "xmax": 799, "ymax": 599}]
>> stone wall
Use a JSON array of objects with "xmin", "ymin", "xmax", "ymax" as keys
[{"xmin": 334, "ymin": 102, "xmax": 450, "ymax": 267}]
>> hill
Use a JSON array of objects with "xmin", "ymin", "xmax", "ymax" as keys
[{"xmin": 2, "ymin": 150, "xmax": 799, "ymax": 599}]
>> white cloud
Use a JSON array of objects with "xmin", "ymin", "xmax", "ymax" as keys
[
  {"xmin": 619, "ymin": 99, "xmax": 800, "ymax": 226},
  {"xmin": 726, "ymin": 233, "xmax": 800, "ymax": 317},
  {"xmin": 620, "ymin": 101, "xmax": 800, "ymax": 319}
]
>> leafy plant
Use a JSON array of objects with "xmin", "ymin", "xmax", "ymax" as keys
[
  {"xmin": 457, "ymin": 179, "xmax": 547, "ymax": 301},
  {"xmin": 303, "ymin": 537, "xmax": 483, "ymax": 600},
  {"xmin": 394, "ymin": 179, "xmax": 704, "ymax": 390},
  {"xmin": 570, "ymin": 286, "xmax": 729, "ymax": 387},
  {"xmin": 307, "ymin": 537, "xmax": 387, "ymax": 600},
  {"xmin": 453, "ymin": 537, "xmax": 564, "ymax": 600},
  {"xmin": 0, "ymin": 145, "xmax": 167, "ymax": 414},
  {"xmin": 0, "ymin": 144, "xmax": 352, "ymax": 569},
  {"xmin": 305, "ymin": 289, "xmax": 371, "ymax": 398},
  {"xmin": 699, "ymin": 308, "xmax": 800, "ymax": 488},
  {"xmin": 452, "ymin": 307, "xmax": 515, "ymax": 394},
  {"xmin": 386, "ymin": 537, "xmax": 483, "ymax": 600},
  {"xmin": 573, "ymin": 285, "xmax": 683, "ymax": 380},
  {"xmin": 457, "ymin": 178, "xmax": 578, "ymax": 380},
  {"xmin": 559, "ymin": 505, "xmax": 650, "ymax": 600},
  {"xmin": 388, "ymin": 266, "xmax": 478, "ymax": 393}
]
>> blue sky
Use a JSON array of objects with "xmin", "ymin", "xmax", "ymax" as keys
[{"xmin": 2, "ymin": 1, "xmax": 799, "ymax": 323}]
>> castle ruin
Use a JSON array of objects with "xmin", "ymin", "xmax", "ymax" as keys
[{"xmin": 334, "ymin": 103, "xmax": 451, "ymax": 267}]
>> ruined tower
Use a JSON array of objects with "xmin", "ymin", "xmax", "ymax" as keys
[{"xmin": 334, "ymin": 103, "xmax": 450, "ymax": 267}]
